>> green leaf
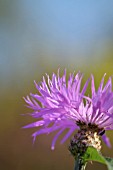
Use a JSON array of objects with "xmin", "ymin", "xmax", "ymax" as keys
[
  {"xmin": 83, "ymin": 147, "xmax": 106, "ymax": 164},
  {"xmin": 82, "ymin": 147, "xmax": 113, "ymax": 170},
  {"xmin": 105, "ymin": 157, "xmax": 113, "ymax": 170}
]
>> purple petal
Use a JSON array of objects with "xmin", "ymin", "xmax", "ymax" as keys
[
  {"xmin": 81, "ymin": 77, "xmax": 90, "ymax": 96},
  {"xmin": 51, "ymin": 128, "xmax": 65, "ymax": 150},
  {"xmin": 23, "ymin": 120, "xmax": 44, "ymax": 128},
  {"xmin": 91, "ymin": 74, "xmax": 96, "ymax": 97},
  {"xmin": 97, "ymin": 73, "xmax": 106, "ymax": 94},
  {"xmin": 60, "ymin": 127, "xmax": 77, "ymax": 144},
  {"xmin": 102, "ymin": 134, "xmax": 111, "ymax": 148}
]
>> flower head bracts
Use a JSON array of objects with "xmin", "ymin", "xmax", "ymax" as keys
[{"xmin": 23, "ymin": 70, "xmax": 90, "ymax": 149}]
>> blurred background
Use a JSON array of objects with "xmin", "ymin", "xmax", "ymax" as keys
[{"xmin": 0, "ymin": 0, "xmax": 113, "ymax": 170}]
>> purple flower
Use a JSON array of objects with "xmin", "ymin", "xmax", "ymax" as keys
[
  {"xmin": 90, "ymin": 74, "xmax": 113, "ymax": 147},
  {"xmin": 23, "ymin": 70, "xmax": 89, "ymax": 150},
  {"xmin": 23, "ymin": 70, "xmax": 113, "ymax": 150}
]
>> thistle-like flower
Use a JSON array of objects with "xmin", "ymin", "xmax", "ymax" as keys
[
  {"xmin": 23, "ymin": 70, "xmax": 113, "ymax": 157},
  {"xmin": 23, "ymin": 70, "xmax": 89, "ymax": 149}
]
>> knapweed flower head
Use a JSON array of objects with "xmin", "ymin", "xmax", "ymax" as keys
[{"xmin": 23, "ymin": 70, "xmax": 113, "ymax": 155}]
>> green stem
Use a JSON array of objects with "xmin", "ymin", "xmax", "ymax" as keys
[{"xmin": 74, "ymin": 155, "xmax": 86, "ymax": 170}]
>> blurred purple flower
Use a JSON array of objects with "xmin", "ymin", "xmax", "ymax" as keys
[{"xmin": 23, "ymin": 70, "xmax": 113, "ymax": 149}]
